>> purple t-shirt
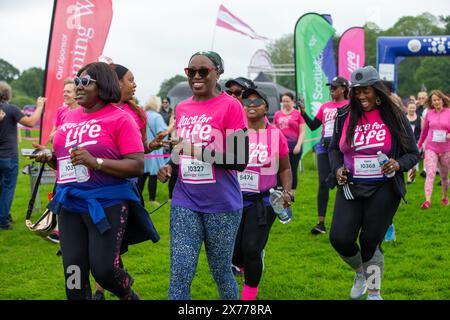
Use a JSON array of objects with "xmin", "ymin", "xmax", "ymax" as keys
[
  {"xmin": 172, "ymin": 92, "xmax": 247, "ymax": 213},
  {"xmin": 340, "ymin": 109, "xmax": 392, "ymax": 181}
]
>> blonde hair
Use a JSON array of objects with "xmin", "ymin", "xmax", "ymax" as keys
[
  {"xmin": 428, "ymin": 90, "xmax": 450, "ymax": 109},
  {"xmin": 144, "ymin": 96, "xmax": 161, "ymax": 112},
  {"xmin": 64, "ymin": 77, "xmax": 75, "ymax": 85},
  {"xmin": 0, "ymin": 81, "xmax": 12, "ymax": 102}
]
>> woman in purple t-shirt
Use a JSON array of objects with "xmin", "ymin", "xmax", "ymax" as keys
[
  {"xmin": 157, "ymin": 52, "xmax": 249, "ymax": 300},
  {"xmin": 328, "ymin": 66, "xmax": 419, "ymax": 300}
]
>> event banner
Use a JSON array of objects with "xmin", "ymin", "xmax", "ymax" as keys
[
  {"xmin": 40, "ymin": 0, "xmax": 113, "ymax": 145},
  {"xmin": 322, "ymin": 14, "xmax": 337, "ymax": 83},
  {"xmin": 338, "ymin": 27, "xmax": 365, "ymax": 82},
  {"xmin": 294, "ymin": 13, "xmax": 336, "ymax": 157}
]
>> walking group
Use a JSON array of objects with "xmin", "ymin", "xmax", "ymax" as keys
[{"xmin": 0, "ymin": 50, "xmax": 449, "ymax": 300}]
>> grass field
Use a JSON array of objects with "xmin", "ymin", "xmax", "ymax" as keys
[{"xmin": 1, "ymin": 137, "xmax": 449, "ymax": 300}]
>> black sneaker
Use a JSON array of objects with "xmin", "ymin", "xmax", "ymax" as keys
[
  {"xmin": 47, "ymin": 232, "xmax": 60, "ymax": 244},
  {"xmin": 311, "ymin": 223, "xmax": 326, "ymax": 235},
  {"xmin": 92, "ymin": 290, "xmax": 105, "ymax": 300},
  {"xmin": 0, "ymin": 224, "xmax": 12, "ymax": 231},
  {"xmin": 56, "ymin": 249, "xmax": 62, "ymax": 256}
]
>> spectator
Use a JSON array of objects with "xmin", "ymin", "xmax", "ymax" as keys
[{"xmin": 159, "ymin": 97, "xmax": 173, "ymax": 126}]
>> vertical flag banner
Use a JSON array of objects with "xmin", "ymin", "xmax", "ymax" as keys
[
  {"xmin": 322, "ymin": 14, "xmax": 337, "ymax": 82},
  {"xmin": 41, "ymin": 0, "xmax": 113, "ymax": 145},
  {"xmin": 294, "ymin": 13, "xmax": 336, "ymax": 157},
  {"xmin": 215, "ymin": 4, "xmax": 268, "ymax": 40},
  {"xmin": 338, "ymin": 27, "xmax": 365, "ymax": 81}
]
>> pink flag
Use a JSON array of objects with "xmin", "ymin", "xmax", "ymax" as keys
[
  {"xmin": 40, "ymin": 0, "xmax": 113, "ymax": 145},
  {"xmin": 216, "ymin": 5, "xmax": 268, "ymax": 41},
  {"xmin": 338, "ymin": 27, "xmax": 365, "ymax": 82}
]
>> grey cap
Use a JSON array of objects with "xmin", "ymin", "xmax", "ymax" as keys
[
  {"xmin": 225, "ymin": 77, "xmax": 256, "ymax": 90},
  {"xmin": 350, "ymin": 66, "xmax": 380, "ymax": 87},
  {"xmin": 242, "ymin": 88, "xmax": 269, "ymax": 108}
]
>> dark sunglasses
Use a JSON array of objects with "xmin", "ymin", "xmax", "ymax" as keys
[
  {"xmin": 74, "ymin": 75, "xmax": 97, "ymax": 87},
  {"xmin": 243, "ymin": 98, "xmax": 265, "ymax": 107},
  {"xmin": 184, "ymin": 66, "xmax": 215, "ymax": 78},
  {"xmin": 226, "ymin": 89, "xmax": 243, "ymax": 97}
]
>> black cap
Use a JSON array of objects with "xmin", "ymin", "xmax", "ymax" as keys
[
  {"xmin": 225, "ymin": 77, "xmax": 256, "ymax": 90},
  {"xmin": 242, "ymin": 88, "xmax": 269, "ymax": 108},
  {"xmin": 326, "ymin": 76, "xmax": 349, "ymax": 87},
  {"xmin": 350, "ymin": 66, "xmax": 380, "ymax": 87}
]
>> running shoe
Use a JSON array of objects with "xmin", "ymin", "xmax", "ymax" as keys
[
  {"xmin": 442, "ymin": 198, "xmax": 449, "ymax": 206},
  {"xmin": 367, "ymin": 294, "xmax": 383, "ymax": 300},
  {"xmin": 420, "ymin": 201, "xmax": 431, "ymax": 209},
  {"xmin": 311, "ymin": 223, "xmax": 326, "ymax": 235},
  {"xmin": 350, "ymin": 272, "xmax": 367, "ymax": 300},
  {"xmin": 92, "ymin": 290, "xmax": 105, "ymax": 300},
  {"xmin": 47, "ymin": 232, "xmax": 60, "ymax": 244}
]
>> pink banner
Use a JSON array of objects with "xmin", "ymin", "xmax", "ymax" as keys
[
  {"xmin": 41, "ymin": 0, "xmax": 113, "ymax": 145},
  {"xmin": 338, "ymin": 27, "xmax": 365, "ymax": 82}
]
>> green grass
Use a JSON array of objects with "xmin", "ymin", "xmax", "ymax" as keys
[{"xmin": 1, "ymin": 138, "xmax": 449, "ymax": 300}]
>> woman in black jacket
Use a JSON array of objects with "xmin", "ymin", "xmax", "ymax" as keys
[{"xmin": 328, "ymin": 66, "xmax": 419, "ymax": 300}]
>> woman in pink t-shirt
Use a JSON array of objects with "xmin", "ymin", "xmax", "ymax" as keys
[
  {"xmin": 328, "ymin": 66, "xmax": 419, "ymax": 300},
  {"xmin": 273, "ymin": 92, "xmax": 306, "ymax": 191},
  {"xmin": 417, "ymin": 90, "xmax": 450, "ymax": 209}
]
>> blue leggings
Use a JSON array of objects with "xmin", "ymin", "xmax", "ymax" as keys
[{"xmin": 168, "ymin": 206, "xmax": 242, "ymax": 300}]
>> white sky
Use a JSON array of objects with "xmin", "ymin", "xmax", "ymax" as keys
[{"xmin": 1, "ymin": 0, "xmax": 449, "ymax": 103}]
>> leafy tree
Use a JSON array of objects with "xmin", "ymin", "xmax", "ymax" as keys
[
  {"xmin": 0, "ymin": 59, "xmax": 20, "ymax": 82},
  {"xmin": 12, "ymin": 67, "xmax": 44, "ymax": 99},
  {"xmin": 415, "ymin": 57, "xmax": 450, "ymax": 93},
  {"xmin": 157, "ymin": 74, "xmax": 187, "ymax": 98},
  {"xmin": 266, "ymin": 34, "xmax": 294, "ymax": 90}
]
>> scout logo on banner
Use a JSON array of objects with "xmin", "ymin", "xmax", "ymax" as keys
[
  {"xmin": 40, "ymin": 0, "xmax": 113, "ymax": 145},
  {"xmin": 338, "ymin": 27, "xmax": 365, "ymax": 82},
  {"xmin": 294, "ymin": 13, "xmax": 336, "ymax": 157}
]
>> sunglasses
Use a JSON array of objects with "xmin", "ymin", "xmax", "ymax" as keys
[
  {"xmin": 184, "ymin": 66, "xmax": 215, "ymax": 78},
  {"xmin": 226, "ymin": 89, "xmax": 243, "ymax": 97},
  {"xmin": 243, "ymin": 98, "xmax": 265, "ymax": 107},
  {"xmin": 74, "ymin": 75, "xmax": 97, "ymax": 87}
]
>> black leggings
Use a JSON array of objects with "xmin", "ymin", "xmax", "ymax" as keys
[
  {"xmin": 317, "ymin": 153, "xmax": 332, "ymax": 217},
  {"xmin": 58, "ymin": 203, "xmax": 133, "ymax": 300},
  {"xmin": 168, "ymin": 165, "xmax": 179, "ymax": 199},
  {"xmin": 329, "ymin": 181, "xmax": 400, "ymax": 263},
  {"xmin": 138, "ymin": 174, "xmax": 157, "ymax": 201},
  {"xmin": 289, "ymin": 150, "xmax": 302, "ymax": 190},
  {"xmin": 232, "ymin": 204, "xmax": 276, "ymax": 287}
]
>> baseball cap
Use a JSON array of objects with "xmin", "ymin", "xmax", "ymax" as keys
[
  {"xmin": 350, "ymin": 66, "xmax": 380, "ymax": 87},
  {"xmin": 225, "ymin": 77, "xmax": 257, "ymax": 90},
  {"xmin": 326, "ymin": 76, "xmax": 349, "ymax": 87},
  {"xmin": 242, "ymin": 88, "xmax": 269, "ymax": 107}
]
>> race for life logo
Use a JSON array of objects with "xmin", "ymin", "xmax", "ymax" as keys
[
  {"xmin": 353, "ymin": 122, "xmax": 387, "ymax": 151},
  {"xmin": 61, "ymin": 119, "xmax": 102, "ymax": 148},
  {"xmin": 407, "ymin": 39, "xmax": 422, "ymax": 53},
  {"xmin": 347, "ymin": 51, "xmax": 361, "ymax": 73},
  {"xmin": 177, "ymin": 114, "xmax": 213, "ymax": 146}
]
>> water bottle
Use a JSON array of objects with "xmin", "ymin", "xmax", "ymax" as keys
[
  {"xmin": 70, "ymin": 146, "xmax": 90, "ymax": 183},
  {"xmin": 269, "ymin": 188, "xmax": 292, "ymax": 224},
  {"xmin": 377, "ymin": 151, "xmax": 395, "ymax": 178}
]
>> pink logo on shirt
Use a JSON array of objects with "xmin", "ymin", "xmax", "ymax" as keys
[{"xmin": 353, "ymin": 122, "xmax": 387, "ymax": 151}]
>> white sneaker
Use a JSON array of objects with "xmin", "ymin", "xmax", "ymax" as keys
[
  {"xmin": 350, "ymin": 272, "xmax": 367, "ymax": 300},
  {"xmin": 367, "ymin": 294, "xmax": 383, "ymax": 300}
]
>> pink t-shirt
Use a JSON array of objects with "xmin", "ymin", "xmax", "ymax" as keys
[
  {"xmin": 417, "ymin": 107, "xmax": 450, "ymax": 153},
  {"xmin": 53, "ymin": 105, "xmax": 70, "ymax": 127},
  {"xmin": 172, "ymin": 92, "xmax": 247, "ymax": 213},
  {"xmin": 316, "ymin": 100, "xmax": 349, "ymax": 138},
  {"xmin": 240, "ymin": 124, "xmax": 289, "ymax": 206},
  {"xmin": 340, "ymin": 109, "xmax": 392, "ymax": 181},
  {"xmin": 53, "ymin": 104, "xmax": 144, "ymax": 188},
  {"xmin": 273, "ymin": 108, "xmax": 305, "ymax": 144},
  {"xmin": 118, "ymin": 103, "xmax": 147, "ymax": 132}
]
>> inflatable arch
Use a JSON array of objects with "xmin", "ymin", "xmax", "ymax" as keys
[{"xmin": 377, "ymin": 35, "xmax": 450, "ymax": 91}]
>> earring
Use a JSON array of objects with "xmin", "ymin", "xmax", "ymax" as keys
[{"xmin": 376, "ymin": 97, "xmax": 381, "ymax": 106}]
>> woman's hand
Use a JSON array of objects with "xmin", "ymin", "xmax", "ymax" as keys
[
  {"xmin": 381, "ymin": 158, "xmax": 400, "ymax": 175},
  {"xmin": 148, "ymin": 132, "xmax": 170, "ymax": 151},
  {"xmin": 336, "ymin": 166, "xmax": 349, "ymax": 185},
  {"xmin": 157, "ymin": 164, "xmax": 172, "ymax": 183},
  {"xmin": 70, "ymin": 147, "xmax": 96, "ymax": 169},
  {"xmin": 32, "ymin": 143, "xmax": 52, "ymax": 163},
  {"xmin": 297, "ymin": 98, "xmax": 306, "ymax": 113},
  {"xmin": 293, "ymin": 144, "xmax": 302, "ymax": 155},
  {"xmin": 282, "ymin": 190, "xmax": 292, "ymax": 208}
]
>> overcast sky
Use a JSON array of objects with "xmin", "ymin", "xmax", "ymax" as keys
[{"xmin": 1, "ymin": 0, "xmax": 449, "ymax": 103}]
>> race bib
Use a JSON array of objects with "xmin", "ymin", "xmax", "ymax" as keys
[
  {"xmin": 353, "ymin": 155, "xmax": 383, "ymax": 179},
  {"xmin": 432, "ymin": 130, "xmax": 447, "ymax": 143},
  {"xmin": 180, "ymin": 156, "xmax": 216, "ymax": 184},
  {"xmin": 238, "ymin": 170, "xmax": 260, "ymax": 192},
  {"xmin": 57, "ymin": 156, "xmax": 77, "ymax": 184},
  {"xmin": 324, "ymin": 121, "xmax": 335, "ymax": 138}
]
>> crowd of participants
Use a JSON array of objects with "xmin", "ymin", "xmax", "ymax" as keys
[{"xmin": 0, "ymin": 51, "xmax": 448, "ymax": 301}]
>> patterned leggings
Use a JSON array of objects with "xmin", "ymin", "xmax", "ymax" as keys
[
  {"xmin": 168, "ymin": 206, "xmax": 242, "ymax": 300},
  {"xmin": 424, "ymin": 150, "xmax": 450, "ymax": 199}
]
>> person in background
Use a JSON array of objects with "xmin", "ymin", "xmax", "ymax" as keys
[
  {"xmin": 417, "ymin": 90, "xmax": 450, "ymax": 209},
  {"xmin": 299, "ymin": 76, "xmax": 349, "ymax": 235},
  {"xmin": 406, "ymin": 100, "xmax": 422, "ymax": 184},
  {"xmin": 273, "ymin": 92, "xmax": 306, "ymax": 192},
  {"xmin": 159, "ymin": 97, "xmax": 173, "ymax": 126},
  {"xmin": 158, "ymin": 51, "xmax": 248, "ymax": 300},
  {"xmin": 0, "ymin": 81, "xmax": 44, "ymax": 231},
  {"xmin": 225, "ymin": 77, "xmax": 257, "ymax": 104},
  {"xmin": 50, "ymin": 78, "xmax": 80, "ymax": 140},
  {"xmin": 416, "ymin": 91, "xmax": 428, "ymax": 118}
]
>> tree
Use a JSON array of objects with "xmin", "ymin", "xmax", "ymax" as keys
[
  {"xmin": 12, "ymin": 67, "xmax": 44, "ymax": 99},
  {"xmin": 266, "ymin": 34, "xmax": 294, "ymax": 90},
  {"xmin": 415, "ymin": 57, "xmax": 450, "ymax": 93},
  {"xmin": 157, "ymin": 74, "xmax": 188, "ymax": 98},
  {"xmin": 0, "ymin": 59, "xmax": 20, "ymax": 82}
]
